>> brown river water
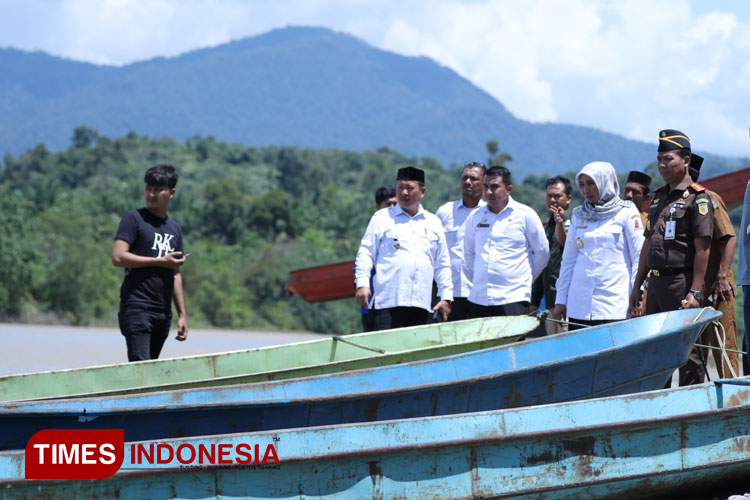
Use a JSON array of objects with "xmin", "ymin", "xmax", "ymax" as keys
[{"xmin": 0, "ymin": 323, "xmax": 322, "ymax": 376}]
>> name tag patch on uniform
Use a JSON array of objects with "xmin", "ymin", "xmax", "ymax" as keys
[
  {"xmin": 696, "ymin": 199, "xmax": 709, "ymax": 215},
  {"xmin": 665, "ymin": 220, "xmax": 676, "ymax": 240},
  {"xmin": 477, "ymin": 223, "xmax": 489, "ymax": 228}
]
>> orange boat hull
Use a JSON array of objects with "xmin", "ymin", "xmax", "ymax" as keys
[
  {"xmin": 700, "ymin": 167, "xmax": 750, "ymax": 210},
  {"xmin": 286, "ymin": 260, "xmax": 356, "ymax": 302}
]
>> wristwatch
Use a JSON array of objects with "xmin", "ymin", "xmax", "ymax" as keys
[{"xmin": 688, "ymin": 289, "xmax": 704, "ymax": 301}]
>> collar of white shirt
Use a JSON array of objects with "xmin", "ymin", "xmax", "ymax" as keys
[
  {"xmin": 394, "ymin": 204, "xmax": 425, "ymax": 219},
  {"xmin": 483, "ymin": 195, "xmax": 519, "ymax": 217}
]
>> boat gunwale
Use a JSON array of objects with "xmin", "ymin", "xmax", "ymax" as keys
[
  {"xmin": 0, "ymin": 309, "xmax": 720, "ymax": 415},
  {"xmin": 0, "ymin": 316, "xmax": 538, "ymax": 402},
  {"xmin": 24, "ymin": 328, "xmax": 529, "ymax": 402},
  {"xmin": 2, "ymin": 381, "xmax": 748, "ymax": 488}
]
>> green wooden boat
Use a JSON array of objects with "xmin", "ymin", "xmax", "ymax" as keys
[{"xmin": 0, "ymin": 316, "xmax": 537, "ymax": 402}]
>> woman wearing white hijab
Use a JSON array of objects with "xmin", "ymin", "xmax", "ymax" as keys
[{"xmin": 553, "ymin": 161, "xmax": 645, "ymax": 328}]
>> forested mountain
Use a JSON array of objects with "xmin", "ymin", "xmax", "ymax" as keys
[
  {"xmin": 3, "ymin": 26, "xmax": 740, "ymax": 178},
  {"xmin": 0, "ymin": 128, "xmax": 569, "ymax": 332}
]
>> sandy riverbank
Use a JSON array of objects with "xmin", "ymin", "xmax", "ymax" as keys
[{"xmin": 0, "ymin": 323, "xmax": 323, "ymax": 376}]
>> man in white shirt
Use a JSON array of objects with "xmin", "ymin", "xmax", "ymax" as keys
[
  {"xmin": 358, "ymin": 186, "xmax": 398, "ymax": 332},
  {"xmin": 355, "ymin": 166, "xmax": 453, "ymax": 330},
  {"xmin": 463, "ymin": 166, "xmax": 549, "ymax": 318},
  {"xmin": 435, "ymin": 162, "xmax": 486, "ymax": 321}
]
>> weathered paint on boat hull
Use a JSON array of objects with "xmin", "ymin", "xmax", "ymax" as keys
[
  {"xmin": 0, "ymin": 316, "xmax": 535, "ymax": 402},
  {"xmin": 1, "ymin": 378, "xmax": 748, "ymax": 499},
  {"xmin": 0, "ymin": 309, "xmax": 721, "ymax": 450}
]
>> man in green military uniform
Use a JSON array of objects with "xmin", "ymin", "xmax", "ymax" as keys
[
  {"xmin": 529, "ymin": 176, "xmax": 572, "ymax": 335},
  {"xmin": 689, "ymin": 163, "xmax": 739, "ymax": 378},
  {"xmin": 629, "ymin": 129, "xmax": 714, "ymax": 386}
]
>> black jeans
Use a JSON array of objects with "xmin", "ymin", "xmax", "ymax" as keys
[
  {"xmin": 118, "ymin": 307, "xmax": 171, "ymax": 361},
  {"xmin": 467, "ymin": 300, "xmax": 529, "ymax": 319},
  {"xmin": 447, "ymin": 297, "xmax": 470, "ymax": 322},
  {"xmin": 371, "ymin": 307, "xmax": 430, "ymax": 331}
]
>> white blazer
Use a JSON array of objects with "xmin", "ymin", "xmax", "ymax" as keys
[{"xmin": 555, "ymin": 204, "xmax": 644, "ymax": 320}]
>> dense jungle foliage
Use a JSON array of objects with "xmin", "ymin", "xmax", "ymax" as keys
[{"xmin": 0, "ymin": 127, "xmax": 744, "ymax": 337}]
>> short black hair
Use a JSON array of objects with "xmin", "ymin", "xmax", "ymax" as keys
[
  {"xmin": 546, "ymin": 176, "xmax": 572, "ymax": 196},
  {"xmin": 145, "ymin": 164, "xmax": 178, "ymax": 188},
  {"xmin": 375, "ymin": 186, "xmax": 396, "ymax": 205},
  {"xmin": 485, "ymin": 165, "xmax": 512, "ymax": 186},
  {"xmin": 462, "ymin": 161, "xmax": 486, "ymax": 176}
]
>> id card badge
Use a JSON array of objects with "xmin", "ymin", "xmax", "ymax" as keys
[{"xmin": 664, "ymin": 220, "xmax": 676, "ymax": 240}]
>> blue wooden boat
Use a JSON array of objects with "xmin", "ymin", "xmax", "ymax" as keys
[
  {"xmin": 1, "ymin": 376, "xmax": 748, "ymax": 499},
  {"xmin": 0, "ymin": 308, "xmax": 720, "ymax": 451}
]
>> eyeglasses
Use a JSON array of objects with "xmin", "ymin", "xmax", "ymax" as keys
[{"xmin": 464, "ymin": 161, "xmax": 485, "ymax": 168}]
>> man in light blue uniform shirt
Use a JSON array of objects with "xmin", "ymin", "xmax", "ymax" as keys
[
  {"xmin": 737, "ymin": 178, "xmax": 750, "ymax": 375},
  {"xmin": 435, "ymin": 162, "xmax": 486, "ymax": 321}
]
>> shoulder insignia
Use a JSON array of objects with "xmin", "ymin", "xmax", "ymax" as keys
[
  {"xmin": 689, "ymin": 182, "xmax": 706, "ymax": 192},
  {"xmin": 651, "ymin": 199, "xmax": 660, "ymax": 205},
  {"xmin": 631, "ymin": 214, "xmax": 639, "ymax": 219},
  {"xmin": 646, "ymin": 219, "xmax": 650, "ymax": 231},
  {"xmin": 696, "ymin": 198, "xmax": 709, "ymax": 215}
]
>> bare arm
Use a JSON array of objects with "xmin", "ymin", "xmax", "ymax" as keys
[
  {"xmin": 712, "ymin": 235, "xmax": 736, "ymax": 304},
  {"xmin": 112, "ymin": 239, "xmax": 185, "ymax": 270},
  {"xmin": 173, "ymin": 271, "xmax": 188, "ymax": 340}
]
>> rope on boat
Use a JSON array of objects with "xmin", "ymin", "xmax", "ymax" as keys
[
  {"xmin": 540, "ymin": 309, "xmax": 739, "ymax": 378},
  {"xmin": 694, "ymin": 319, "xmax": 738, "ymax": 378},
  {"xmin": 541, "ymin": 314, "xmax": 594, "ymax": 330},
  {"xmin": 332, "ymin": 336, "xmax": 387, "ymax": 354}
]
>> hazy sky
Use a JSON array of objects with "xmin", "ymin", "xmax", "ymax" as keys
[{"xmin": 1, "ymin": 0, "xmax": 749, "ymax": 157}]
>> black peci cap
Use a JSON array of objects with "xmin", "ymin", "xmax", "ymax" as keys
[
  {"xmin": 397, "ymin": 166, "xmax": 425, "ymax": 183},
  {"xmin": 688, "ymin": 154, "xmax": 705, "ymax": 182},
  {"xmin": 626, "ymin": 171, "xmax": 652, "ymax": 189}
]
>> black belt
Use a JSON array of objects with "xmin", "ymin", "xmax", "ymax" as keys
[{"xmin": 650, "ymin": 267, "xmax": 691, "ymax": 277}]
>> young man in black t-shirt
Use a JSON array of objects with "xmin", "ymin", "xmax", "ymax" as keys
[{"xmin": 112, "ymin": 164, "xmax": 188, "ymax": 361}]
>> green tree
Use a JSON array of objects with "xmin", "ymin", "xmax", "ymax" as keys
[{"xmin": 486, "ymin": 139, "xmax": 513, "ymax": 167}]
